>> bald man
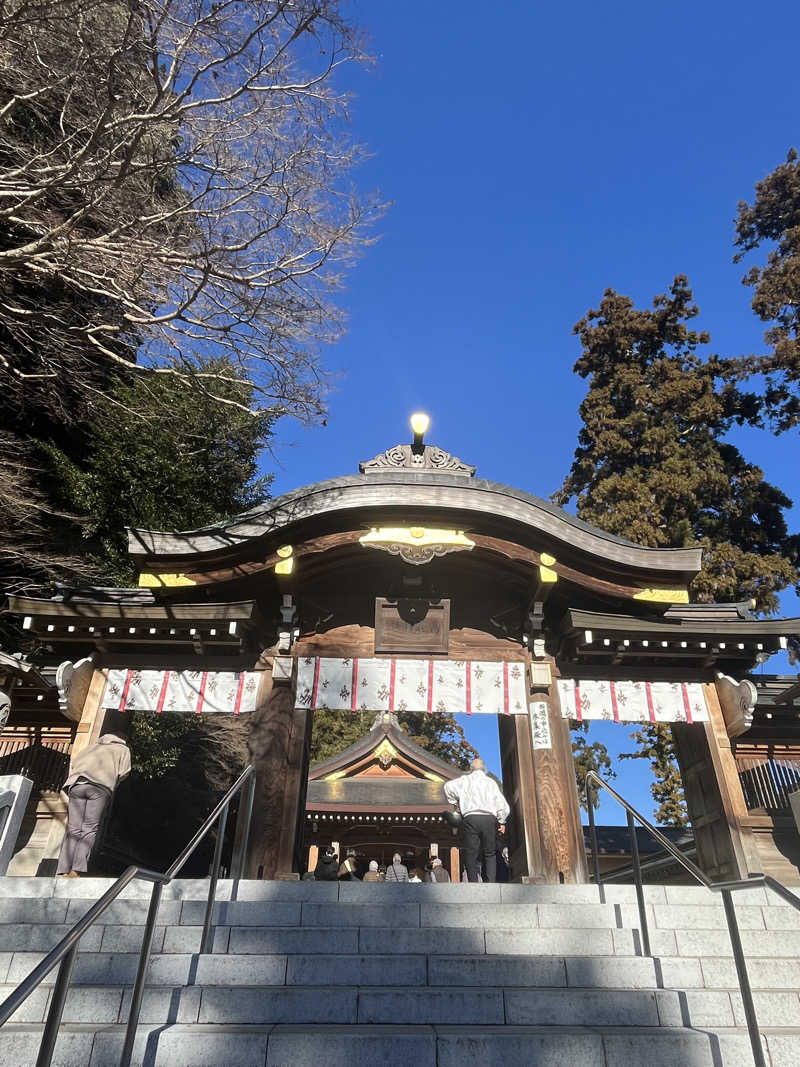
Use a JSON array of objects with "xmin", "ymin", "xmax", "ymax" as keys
[{"xmin": 444, "ymin": 758, "xmax": 510, "ymax": 882}]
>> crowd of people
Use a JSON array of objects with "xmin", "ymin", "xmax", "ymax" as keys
[
  {"xmin": 309, "ymin": 848, "xmax": 452, "ymax": 883},
  {"xmin": 308, "ymin": 756, "xmax": 513, "ymax": 885}
]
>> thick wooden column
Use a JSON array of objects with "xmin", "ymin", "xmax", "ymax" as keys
[
  {"xmin": 531, "ymin": 673, "xmax": 587, "ymax": 883},
  {"xmin": 246, "ymin": 668, "xmax": 311, "ymax": 879},
  {"xmin": 499, "ymin": 659, "xmax": 586, "ymax": 884},
  {"xmin": 672, "ymin": 681, "xmax": 761, "ymax": 880},
  {"xmin": 498, "ymin": 713, "xmax": 542, "ymax": 880}
]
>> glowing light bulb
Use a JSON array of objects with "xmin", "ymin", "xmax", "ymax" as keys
[{"xmin": 410, "ymin": 412, "xmax": 430, "ymax": 438}]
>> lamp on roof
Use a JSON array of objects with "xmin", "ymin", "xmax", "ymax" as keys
[{"xmin": 410, "ymin": 412, "xmax": 430, "ymax": 452}]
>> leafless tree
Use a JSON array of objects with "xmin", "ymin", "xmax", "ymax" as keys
[
  {"xmin": 0, "ymin": 0, "xmax": 380, "ymax": 422},
  {"xmin": 0, "ymin": 432, "xmax": 96, "ymax": 599}
]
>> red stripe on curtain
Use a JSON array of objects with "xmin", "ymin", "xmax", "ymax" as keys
[
  {"xmin": 681, "ymin": 683, "xmax": 694, "ymax": 724},
  {"xmin": 233, "ymin": 671, "xmax": 246, "ymax": 715},
  {"xmin": 610, "ymin": 681, "xmax": 620, "ymax": 722},
  {"xmin": 156, "ymin": 671, "xmax": 170, "ymax": 715},
  {"xmin": 389, "ymin": 659, "xmax": 397, "ymax": 711},
  {"xmin": 311, "ymin": 658, "xmax": 321, "ymax": 709},
  {"xmin": 574, "ymin": 681, "xmax": 583, "ymax": 722},
  {"xmin": 427, "ymin": 660, "xmax": 434, "ymax": 713},
  {"xmin": 503, "ymin": 662, "xmax": 510, "ymax": 715},
  {"xmin": 351, "ymin": 659, "xmax": 358, "ymax": 712},
  {"xmin": 118, "ymin": 671, "xmax": 134, "ymax": 713},
  {"xmin": 465, "ymin": 662, "xmax": 472, "ymax": 715},
  {"xmin": 195, "ymin": 672, "xmax": 208, "ymax": 714},
  {"xmin": 645, "ymin": 682, "xmax": 657, "ymax": 723}
]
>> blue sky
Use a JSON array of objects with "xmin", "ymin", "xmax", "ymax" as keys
[{"xmin": 269, "ymin": 3, "xmax": 800, "ymax": 823}]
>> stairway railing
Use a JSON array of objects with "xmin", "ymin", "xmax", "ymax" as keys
[
  {"xmin": 585, "ymin": 770, "xmax": 800, "ymax": 1067},
  {"xmin": 0, "ymin": 764, "xmax": 256, "ymax": 1067}
]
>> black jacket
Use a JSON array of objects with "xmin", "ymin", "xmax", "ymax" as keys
[{"xmin": 313, "ymin": 854, "xmax": 339, "ymax": 881}]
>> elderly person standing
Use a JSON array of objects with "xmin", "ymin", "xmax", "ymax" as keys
[
  {"xmin": 444, "ymin": 757, "xmax": 510, "ymax": 883},
  {"xmin": 384, "ymin": 852, "xmax": 409, "ymax": 882},
  {"xmin": 57, "ymin": 732, "xmax": 131, "ymax": 877}
]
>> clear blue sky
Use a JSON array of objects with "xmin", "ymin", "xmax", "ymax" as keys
[{"xmin": 268, "ymin": 3, "xmax": 800, "ymax": 823}]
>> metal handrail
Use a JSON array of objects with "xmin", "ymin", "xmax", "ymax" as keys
[
  {"xmin": 585, "ymin": 770, "xmax": 800, "ymax": 1067},
  {"xmin": 0, "ymin": 763, "xmax": 256, "ymax": 1067},
  {"xmin": 598, "ymin": 841, "xmax": 698, "ymax": 884}
]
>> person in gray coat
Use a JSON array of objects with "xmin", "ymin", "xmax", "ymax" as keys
[
  {"xmin": 57, "ymin": 733, "xmax": 131, "ymax": 876},
  {"xmin": 383, "ymin": 853, "xmax": 409, "ymax": 882}
]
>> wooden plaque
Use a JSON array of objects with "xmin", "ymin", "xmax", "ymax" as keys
[{"xmin": 374, "ymin": 597, "xmax": 450, "ymax": 655}]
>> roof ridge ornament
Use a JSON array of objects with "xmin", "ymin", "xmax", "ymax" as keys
[
  {"xmin": 359, "ymin": 413, "xmax": 476, "ymax": 477},
  {"xmin": 359, "ymin": 444, "xmax": 476, "ymax": 477}
]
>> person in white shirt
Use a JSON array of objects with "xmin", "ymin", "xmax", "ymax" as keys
[{"xmin": 444, "ymin": 758, "xmax": 510, "ymax": 883}]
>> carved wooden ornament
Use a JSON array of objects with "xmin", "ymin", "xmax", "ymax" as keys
[
  {"xmin": 359, "ymin": 443, "xmax": 476, "ymax": 477},
  {"xmin": 359, "ymin": 527, "xmax": 474, "ymax": 566}
]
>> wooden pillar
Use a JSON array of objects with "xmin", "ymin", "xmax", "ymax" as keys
[
  {"xmin": 672, "ymin": 681, "xmax": 761, "ymax": 880},
  {"xmin": 498, "ymin": 713, "xmax": 542, "ymax": 880},
  {"xmin": 449, "ymin": 845, "xmax": 460, "ymax": 884},
  {"xmin": 531, "ymin": 673, "xmax": 587, "ymax": 883},
  {"xmin": 498, "ymin": 660, "xmax": 586, "ymax": 884},
  {"xmin": 245, "ymin": 666, "xmax": 311, "ymax": 879},
  {"xmin": 307, "ymin": 843, "xmax": 319, "ymax": 875}
]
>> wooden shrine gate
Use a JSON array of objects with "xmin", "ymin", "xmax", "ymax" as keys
[{"xmin": 5, "ymin": 423, "xmax": 798, "ymax": 882}]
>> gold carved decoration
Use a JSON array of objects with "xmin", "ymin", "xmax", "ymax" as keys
[
  {"xmin": 359, "ymin": 527, "xmax": 475, "ymax": 566},
  {"xmin": 274, "ymin": 545, "xmax": 294, "ymax": 575},
  {"xmin": 138, "ymin": 572, "xmax": 196, "ymax": 588},
  {"xmin": 632, "ymin": 587, "xmax": 690, "ymax": 604},
  {"xmin": 373, "ymin": 738, "xmax": 398, "ymax": 769}
]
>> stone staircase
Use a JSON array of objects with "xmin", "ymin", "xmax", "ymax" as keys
[{"xmin": 0, "ymin": 877, "xmax": 799, "ymax": 1066}]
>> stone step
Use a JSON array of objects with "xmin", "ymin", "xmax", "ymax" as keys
[
  {"xmin": 4, "ymin": 918, "xmax": 800, "ymax": 959},
  {"xmin": 4, "ymin": 875, "xmax": 794, "ymax": 906},
  {"xmin": 0, "ymin": 1022, "xmax": 797, "ymax": 1066},
  {"xmin": 3, "ymin": 982, "xmax": 800, "ymax": 1028},
  {"xmin": 2, "ymin": 895, "xmax": 793, "ymax": 939},
  {"xmin": 4, "ymin": 950, "xmax": 800, "ymax": 992}
]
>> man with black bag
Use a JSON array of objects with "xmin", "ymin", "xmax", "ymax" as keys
[{"xmin": 443, "ymin": 758, "xmax": 510, "ymax": 883}]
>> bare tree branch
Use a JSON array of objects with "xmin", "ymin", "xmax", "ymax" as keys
[{"xmin": 0, "ymin": 0, "xmax": 382, "ymax": 423}]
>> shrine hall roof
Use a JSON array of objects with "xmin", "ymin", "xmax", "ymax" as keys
[
  {"xmin": 126, "ymin": 470, "xmax": 702, "ymax": 581},
  {"xmin": 308, "ymin": 711, "xmax": 462, "ymax": 784},
  {"xmin": 306, "ymin": 777, "xmax": 450, "ymax": 811}
]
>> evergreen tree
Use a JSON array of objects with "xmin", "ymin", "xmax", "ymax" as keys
[
  {"xmin": 571, "ymin": 722, "xmax": 615, "ymax": 811},
  {"xmin": 555, "ymin": 277, "xmax": 798, "ymax": 823},
  {"xmin": 43, "ymin": 357, "xmax": 273, "ymax": 585},
  {"xmin": 310, "ymin": 709, "xmax": 478, "ymax": 770},
  {"xmin": 734, "ymin": 149, "xmax": 800, "ymax": 432}
]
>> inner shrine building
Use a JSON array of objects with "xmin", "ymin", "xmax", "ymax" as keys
[{"xmin": 3, "ymin": 418, "xmax": 800, "ymax": 884}]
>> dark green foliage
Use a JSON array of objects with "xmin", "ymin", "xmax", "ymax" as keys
[
  {"xmin": 310, "ymin": 708, "xmax": 479, "ymax": 770},
  {"xmin": 554, "ymin": 276, "xmax": 797, "ymax": 614},
  {"xmin": 43, "ymin": 357, "xmax": 272, "ymax": 585},
  {"xmin": 620, "ymin": 724, "xmax": 688, "ymax": 827},
  {"xmin": 556, "ymin": 277, "xmax": 798, "ymax": 823},
  {"xmin": 571, "ymin": 722, "xmax": 615, "ymax": 811},
  {"xmin": 734, "ymin": 148, "xmax": 800, "ymax": 432},
  {"xmin": 104, "ymin": 712, "xmax": 249, "ymax": 874}
]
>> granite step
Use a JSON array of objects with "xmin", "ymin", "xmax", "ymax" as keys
[
  {"xmin": 1, "ymin": 876, "xmax": 792, "ymax": 907},
  {"xmin": 3, "ymin": 982, "xmax": 800, "ymax": 1028},
  {"xmin": 4, "ymin": 951, "xmax": 799, "ymax": 992},
  {"xmin": 0, "ymin": 1022, "xmax": 798, "ymax": 1067}
]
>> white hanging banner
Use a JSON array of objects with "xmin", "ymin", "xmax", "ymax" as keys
[
  {"xmin": 101, "ymin": 669, "xmax": 260, "ymax": 714},
  {"xmin": 295, "ymin": 657, "xmax": 528, "ymax": 716},
  {"xmin": 556, "ymin": 679, "xmax": 709, "ymax": 724}
]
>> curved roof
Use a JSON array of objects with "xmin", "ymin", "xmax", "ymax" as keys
[
  {"xmin": 128, "ymin": 470, "xmax": 702, "ymax": 581},
  {"xmin": 308, "ymin": 711, "xmax": 462, "ymax": 783}
]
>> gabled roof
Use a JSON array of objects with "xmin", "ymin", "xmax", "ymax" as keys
[{"xmin": 308, "ymin": 711, "xmax": 462, "ymax": 783}]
